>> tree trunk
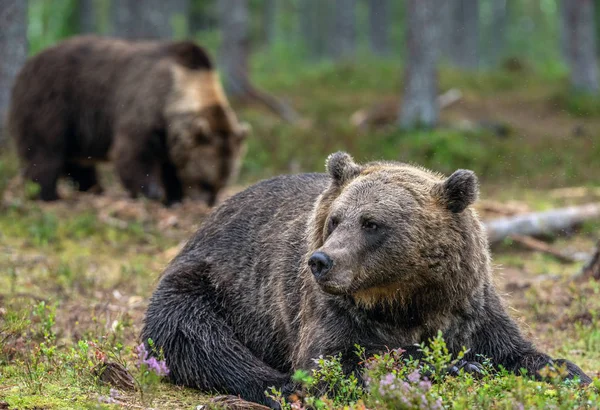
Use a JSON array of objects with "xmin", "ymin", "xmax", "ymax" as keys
[
  {"xmin": 559, "ymin": 0, "xmax": 569, "ymax": 63},
  {"xmin": 563, "ymin": 0, "xmax": 599, "ymax": 93},
  {"xmin": 189, "ymin": 0, "xmax": 217, "ymax": 34},
  {"xmin": 330, "ymin": 0, "xmax": 356, "ymax": 60},
  {"xmin": 300, "ymin": 0, "xmax": 331, "ymax": 60},
  {"xmin": 399, "ymin": 0, "xmax": 440, "ymax": 129},
  {"xmin": 111, "ymin": 0, "xmax": 188, "ymax": 40},
  {"xmin": 219, "ymin": 0, "xmax": 301, "ymax": 123},
  {"xmin": 79, "ymin": 0, "xmax": 96, "ymax": 34},
  {"xmin": 0, "ymin": 0, "xmax": 28, "ymax": 146},
  {"xmin": 264, "ymin": 0, "xmax": 277, "ymax": 47},
  {"xmin": 449, "ymin": 0, "xmax": 479, "ymax": 69},
  {"xmin": 219, "ymin": 0, "xmax": 250, "ymax": 98},
  {"xmin": 489, "ymin": 0, "xmax": 507, "ymax": 66},
  {"xmin": 368, "ymin": 0, "xmax": 390, "ymax": 56}
]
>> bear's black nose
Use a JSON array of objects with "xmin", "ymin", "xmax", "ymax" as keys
[{"xmin": 308, "ymin": 252, "xmax": 333, "ymax": 279}]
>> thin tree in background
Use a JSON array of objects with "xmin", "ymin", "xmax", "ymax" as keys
[
  {"xmin": 79, "ymin": 0, "xmax": 96, "ymax": 34},
  {"xmin": 489, "ymin": 0, "xmax": 507, "ymax": 66},
  {"xmin": 0, "ymin": 0, "xmax": 28, "ymax": 145},
  {"xmin": 368, "ymin": 0, "xmax": 390, "ymax": 56},
  {"xmin": 330, "ymin": 0, "xmax": 357, "ymax": 60},
  {"xmin": 300, "ymin": 0, "xmax": 331, "ymax": 60},
  {"xmin": 399, "ymin": 0, "xmax": 440, "ymax": 129},
  {"xmin": 264, "ymin": 0, "xmax": 277, "ymax": 47},
  {"xmin": 563, "ymin": 0, "xmax": 599, "ymax": 93},
  {"xmin": 111, "ymin": 0, "xmax": 189, "ymax": 40},
  {"xmin": 219, "ymin": 0, "xmax": 250, "ymax": 99},
  {"xmin": 448, "ymin": 0, "xmax": 479, "ymax": 69},
  {"xmin": 219, "ymin": 0, "xmax": 300, "ymax": 123}
]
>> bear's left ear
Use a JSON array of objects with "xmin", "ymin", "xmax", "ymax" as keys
[
  {"xmin": 326, "ymin": 152, "xmax": 362, "ymax": 186},
  {"xmin": 235, "ymin": 121, "xmax": 251, "ymax": 141},
  {"xmin": 433, "ymin": 169, "xmax": 479, "ymax": 213}
]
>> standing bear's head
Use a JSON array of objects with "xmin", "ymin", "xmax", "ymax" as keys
[
  {"xmin": 165, "ymin": 54, "xmax": 249, "ymax": 206},
  {"xmin": 306, "ymin": 152, "xmax": 491, "ymax": 309}
]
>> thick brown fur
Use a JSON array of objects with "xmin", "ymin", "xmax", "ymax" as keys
[
  {"xmin": 142, "ymin": 152, "xmax": 591, "ymax": 408},
  {"xmin": 8, "ymin": 35, "xmax": 248, "ymax": 205}
]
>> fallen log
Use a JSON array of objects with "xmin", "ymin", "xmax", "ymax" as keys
[{"xmin": 484, "ymin": 203, "xmax": 600, "ymax": 244}]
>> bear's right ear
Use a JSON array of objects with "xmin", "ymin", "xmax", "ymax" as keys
[{"xmin": 326, "ymin": 152, "xmax": 361, "ymax": 186}]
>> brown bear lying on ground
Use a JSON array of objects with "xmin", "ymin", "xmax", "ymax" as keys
[
  {"xmin": 142, "ymin": 152, "xmax": 591, "ymax": 407},
  {"xmin": 8, "ymin": 35, "xmax": 248, "ymax": 205}
]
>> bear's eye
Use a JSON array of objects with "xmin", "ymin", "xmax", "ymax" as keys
[
  {"xmin": 328, "ymin": 217, "xmax": 339, "ymax": 233},
  {"xmin": 195, "ymin": 132, "xmax": 213, "ymax": 145},
  {"xmin": 362, "ymin": 220, "xmax": 379, "ymax": 231}
]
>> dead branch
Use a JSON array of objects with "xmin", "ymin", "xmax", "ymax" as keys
[
  {"xmin": 509, "ymin": 234, "xmax": 576, "ymax": 263},
  {"xmin": 94, "ymin": 361, "xmax": 136, "ymax": 391},
  {"xmin": 484, "ymin": 203, "xmax": 600, "ymax": 244},
  {"xmin": 228, "ymin": 68, "xmax": 301, "ymax": 124},
  {"xmin": 573, "ymin": 240, "xmax": 600, "ymax": 282}
]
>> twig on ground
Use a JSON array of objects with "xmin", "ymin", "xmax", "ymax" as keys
[
  {"xmin": 508, "ymin": 234, "xmax": 576, "ymax": 263},
  {"xmin": 572, "ymin": 240, "xmax": 600, "ymax": 282}
]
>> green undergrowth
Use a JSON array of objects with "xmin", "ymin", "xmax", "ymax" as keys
[
  {"xmin": 553, "ymin": 88, "xmax": 600, "ymax": 118},
  {"xmin": 269, "ymin": 333, "xmax": 600, "ymax": 410}
]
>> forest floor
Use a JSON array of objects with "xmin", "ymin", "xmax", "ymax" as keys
[{"xmin": 1, "ymin": 63, "xmax": 600, "ymax": 409}]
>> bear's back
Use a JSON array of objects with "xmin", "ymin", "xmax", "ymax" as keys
[{"xmin": 9, "ymin": 36, "xmax": 212, "ymax": 158}]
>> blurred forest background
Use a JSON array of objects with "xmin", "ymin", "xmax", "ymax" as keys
[{"xmin": 1, "ymin": 0, "xmax": 600, "ymax": 190}]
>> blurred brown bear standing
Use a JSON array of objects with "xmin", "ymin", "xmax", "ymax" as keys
[{"xmin": 7, "ymin": 35, "xmax": 248, "ymax": 205}]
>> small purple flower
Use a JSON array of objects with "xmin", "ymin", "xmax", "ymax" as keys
[
  {"xmin": 407, "ymin": 370, "xmax": 421, "ymax": 383},
  {"xmin": 145, "ymin": 356, "xmax": 170, "ymax": 377},
  {"xmin": 98, "ymin": 395, "xmax": 117, "ymax": 404},
  {"xmin": 135, "ymin": 342, "xmax": 170, "ymax": 377},
  {"xmin": 381, "ymin": 373, "xmax": 395, "ymax": 386},
  {"xmin": 135, "ymin": 343, "xmax": 148, "ymax": 364}
]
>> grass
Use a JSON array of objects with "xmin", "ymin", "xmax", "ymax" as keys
[{"xmin": 1, "ymin": 60, "xmax": 600, "ymax": 408}]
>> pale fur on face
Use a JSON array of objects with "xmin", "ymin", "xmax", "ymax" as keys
[{"xmin": 164, "ymin": 64, "xmax": 248, "ymax": 199}]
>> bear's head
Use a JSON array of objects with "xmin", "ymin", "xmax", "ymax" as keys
[
  {"xmin": 166, "ymin": 65, "xmax": 249, "ymax": 206},
  {"xmin": 306, "ymin": 152, "xmax": 490, "ymax": 309}
]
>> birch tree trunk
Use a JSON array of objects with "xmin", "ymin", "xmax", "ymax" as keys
[
  {"xmin": 330, "ymin": 0, "xmax": 357, "ymax": 60},
  {"xmin": 219, "ymin": 0, "xmax": 250, "ymax": 98},
  {"xmin": 368, "ymin": 0, "xmax": 390, "ymax": 56},
  {"xmin": 111, "ymin": 0, "xmax": 188, "ymax": 40},
  {"xmin": 489, "ymin": 0, "xmax": 507, "ymax": 66},
  {"xmin": 449, "ymin": 0, "xmax": 479, "ymax": 69},
  {"xmin": 79, "ymin": 0, "xmax": 96, "ymax": 34},
  {"xmin": 0, "ymin": 0, "xmax": 28, "ymax": 146},
  {"xmin": 399, "ymin": 0, "xmax": 440, "ymax": 129},
  {"xmin": 563, "ymin": 0, "xmax": 599, "ymax": 93}
]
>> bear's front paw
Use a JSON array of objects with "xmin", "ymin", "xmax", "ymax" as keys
[{"xmin": 447, "ymin": 360, "xmax": 485, "ymax": 378}]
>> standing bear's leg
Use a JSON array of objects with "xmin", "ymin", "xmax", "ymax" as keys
[
  {"xmin": 141, "ymin": 262, "xmax": 289, "ymax": 406},
  {"xmin": 24, "ymin": 152, "xmax": 64, "ymax": 201},
  {"xmin": 65, "ymin": 162, "xmax": 103, "ymax": 194},
  {"xmin": 161, "ymin": 161, "xmax": 184, "ymax": 206},
  {"xmin": 111, "ymin": 130, "xmax": 165, "ymax": 201}
]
